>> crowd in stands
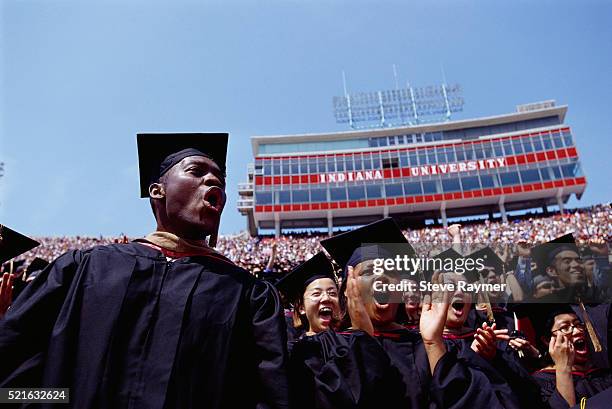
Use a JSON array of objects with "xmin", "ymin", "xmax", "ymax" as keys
[{"xmin": 15, "ymin": 204, "xmax": 612, "ymax": 275}]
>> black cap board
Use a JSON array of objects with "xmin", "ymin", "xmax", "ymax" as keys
[
  {"xmin": 275, "ymin": 252, "xmax": 336, "ymax": 302},
  {"xmin": 137, "ymin": 133, "xmax": 229, "ymax": 198},
  {"xmin": 0, "ymin": 225, "xmax": 40, "ymax": 264},
  {"xmin": 320, "ymin": 218, "xmax": 414, "ymax": 274},
  {"xmin": 468, "ymin": 247, "xmax": 505, "ymax": 276}
]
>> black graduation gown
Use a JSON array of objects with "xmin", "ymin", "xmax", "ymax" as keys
[
  {"xmin": 288, "ymin": 329, "xmax": 411, "ymax": 409},
  {"xmin": 372, "ymin": 328, "xmax": 430, "ymax": 408},
  {"xmin": 429, "ymin": 332, "xmax": 543, "ymax": 409},
  {"xmin": 0, "ymin": 243, "xmax": 290, "ymax": 409},
  {"xmin": 531, "ymin": 368, "xmax": 612, "ymax": 409}
]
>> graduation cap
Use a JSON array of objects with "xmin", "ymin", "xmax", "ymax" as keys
[
  {"xmin": 275, "ymin": 252, "xmax": 336, "ymax": 302},
  {"xmin": 137, "ymin": 133, "xmax": 229, "ymax": 198},
  {"xmin": 524, "ymin": 300, "xmax": 577, "ymax": 350},
  {"xmin": 531, "ymin": 233, "xmax": 580, "ymax": 273},
  {"xmin": 433, "ymin": 247, "xmax": 480, "ymax": 283},
  {"xmin": 467, "ymin": 247, "xmax": 505, "ymax": 276},
  {"xmin": 0, "ymin": 225, "xmax": 40, "ymax": 265},
  {"xmin": 320, "ymin": 218, "xmax": 414, "ymax": 277}
]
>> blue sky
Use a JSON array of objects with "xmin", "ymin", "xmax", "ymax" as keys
[{"xmin": 1, "ymin": 0, "xmax": 611, "ymax": 237}]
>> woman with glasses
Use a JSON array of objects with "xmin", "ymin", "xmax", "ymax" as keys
[
  {"xmin": 531, "ymin": 304, "xmax": 612, "ymax": 408},
  {"xmin": 277, "ymin": 251, "xmax": 407, "ymax": 409}
]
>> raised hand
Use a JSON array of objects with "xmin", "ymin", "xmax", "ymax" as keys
[
  {"xmin": 420, "ymin": 290, "xmax": 450, "ymax": 374},
  {"xmin": 0, "ymin": 272, "xmax": 14, "ymax": 318},
  {"xmin": 549, "ymin": 332, "xmax": 575, "ymax": 372},
  {"xmin": 346, "ymin": 265, "xmax": 374, "ymax": 336},
  {"xmin": 471, "ymin": 322, "xmax": 497, "ymax": 360}
]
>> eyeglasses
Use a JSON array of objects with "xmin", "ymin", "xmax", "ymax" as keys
[
  {"xmin": 306, "ymin": 290, "xmax": 338, "ymax": 301},
  {"xmin": 552, "ymin": 321, "xmax": 585, "ymax": 335}
]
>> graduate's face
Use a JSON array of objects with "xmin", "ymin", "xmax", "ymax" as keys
[
  {"xmin": 355, "ymin": 260, "xmax": 400, "ymax": 328},
  {"xmin": 301, "ymin": 278, "xmax": 339, "ymax": 334},
  {"xmin": 549, "ymin": 313, "xmax": 589, "ymax": 364},
  {"xmin": 440, "ymin": 273, "xmax": 472, "ymax": 329},
  {"xmin": 159, "ymin": 156, "xmax": 226, "ymax": 239},
  {"xmin": 548, "ymin": 250, "xmax": 585, "ymax": 288}
]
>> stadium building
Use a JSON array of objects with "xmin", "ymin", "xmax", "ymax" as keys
[{"xmin": 238, "ymin": 100, "xmax": 586, "ymax": 236}]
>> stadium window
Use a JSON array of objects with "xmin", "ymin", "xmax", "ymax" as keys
[
  {"xmin": 372, "ymin": 154, "xmax": 382, "ymax": 169},
  {"xmin": 292, "ymin": 189, "xmax": 309, "ymax": 203},
  {"xmin": 561, "ymin": 164, "xmax": 578, "ymax": 178},
  {"xmin": 442, "ymin": 178, "xmax": 461, "ymax": 192},
  {"xmin": 299, "ymin": 161, "xmax": 308, "ymax": 174},
  {"xmin": 479, "ymin": 174, "xmax": 495, "ymax": 188},
  {"xmin": 493, "ymin": 142, "xmax": 503, "ymax": 157},
  {"xmin": 424, "ymin": 133, "xmax": 433, "ymax": 142},
  {"xmin": 563, "ymin": 132, "xmax": 573, "ymax": 147},
  {"xmin": 291, "ymin": 163, "xmax": 299, "ymax": 174},
  {"xmin": 354, "ymin": 157, "xmax": 363, "ymax": 170},
  {"xmin": 404, "ymin": 182, "xmax": 422, "ymax": 195},
  {"xmin": 272, "ymin": 159, "xmax": 280, "ymax": 175},
  {"xmin": 382, "ymin": 157, "xmax": 398, "ymax": 169},
  {"xmin": 482, "ymin": 145, "xmax": 493, "ymax": 159},
  {"xmin": 553, "ymin": 134, "xmax": 564, "ymax": 149},
  {"xmin": 366, "ymin": 185, "xmax": 382, "ymax": 199},
  {"xmin": 264, "ymin": 164, "xmax": 272, "ymax": 175},
  {"xmin": 520, "ymin": 169, "xmax": 541, "ymax": 183},
  {"xmin": 310, "ymin": 188, "xmax": 327, "ymax": 202},
  {"xmin": 474, "ymin": 146, "xmax": 485, "ymax": 159},
  {"xmin": 512, "ymin": 140, "xmax": 524, "ymax": 154},
  {"xmin": 446, "ymin": 148, "xmax": 457, "ymax": 162},
  {"xmin": 539, "ymin": 167, "xmax": 552, "ymax": 181},
  {"xmin": 427, "ymin": 150, "xmax": 437, "ymax": 163},
  {"xmin": 461, "ymin": 176, "xmax": 481, "ymax": 191},
  {"xmin": 456, "ymin": 149, "xmax": 466, "ymax": 161},
  {"xmin": 522, "ymin": 138, "xmax": 534, "ymax": 153},
  {"xmin": 255, "ymin": 192, "xmax": 273, "ymax": 205},
  {"xmin": 499, "ymin": 171, "xmax": 520, "ymax": 186},
  {"xmin": 502, "ymin": 141, "xmax": 513, "ymax": 156},
  {"xmin": 330, "ymin": 187, "xmax": 347, "ymax": 201},
  {"xmin": 348, "ymin": 186, "xmax": 366, "ymax": 200},
  {"xmin": 551, "ymin": 166, "xmax": 562, "ymax": 180},
  {"xmin": 542, "ymin": 135, "xmax": 553, "ymax": 150},
  {"xmin": 408, "ymin": 152, "xmax": 417, "ymax": 165},
  {"xmin": 345, "ymin": 157, "xmax": 354, "ymax": 171},
  {"xmin": 464, "ymin": 146, "xmax": 475, "ymax": 160},
  {"xmin": 282, "ymin": 163, "xmax": 290, "ymax": 174},
  {"xmin": 363, "ymin": 157, "xmax": 373, "ymax": 170},
  {"xmin": 369, "ymin": 138, "xmax": 380, "ymax": 147},
  {"xmin": 276, "ymin": 191, "xmax": 291, "ymax": 204},
  {"xmin": 400, "ymin": 153, "xmax": 410, "ymax": 167},
  {"xmin": 327, "ymin": 158, "xmax": 336, "ymax": 172},
  {"xmin": 422, "ymin": 180, "xmax": 438, "ymax": 194},
  {"xmin": 336, "ymin": 160, "xmax": 346, "ymax": 172},
  {"xmin": 386, "ymin": 183, "xmax": 403, "ymax": 196},
  {"xmin": 415, "ymin": 134, "xmax": 423, "ymax": 143},
  {"xmin": 532, "ymin": 137, "xmax": 543, "ymax": 151}
]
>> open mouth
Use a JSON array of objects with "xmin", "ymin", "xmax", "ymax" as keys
[
  {"xmin": 319, "ymin": 306, "xmax": 333, "ymax": 323},
  {"xmin": 203, "ymin": 186, "xmax": 226, "ymax": 214},
  {"xmin": 573, "ymin": 337, "xmax": 588, "ymax": 355},
  {"xmin": 451, "ymin": 301, "xmax": 465, "ymax": 316}
]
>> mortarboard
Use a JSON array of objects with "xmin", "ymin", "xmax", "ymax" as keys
[
  {"xmin": 531, "ymin": 233, "xmax": 580, "ymax": 273},
  {"xmin": 137, "ymin": 133, "xmax": 229, "ymax": 198},
  {"xmin": 0, "ymin": 225, "xmax": 40, "ymax": 265},
  {"xmin": 275, "ymin": 252, "xmax": 336, "ymax": 302},
  {"xmin": 320, "ymin": 218, "xmax": 414, "ymax": 277},
  {"xmin": 467, "ymin": 247, "xmax": 505, "ymax": 276}
]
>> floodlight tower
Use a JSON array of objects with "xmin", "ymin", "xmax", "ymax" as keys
[{"xmin": 333, "ymin": 69, "xmax": 464, "ymax": 129}]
